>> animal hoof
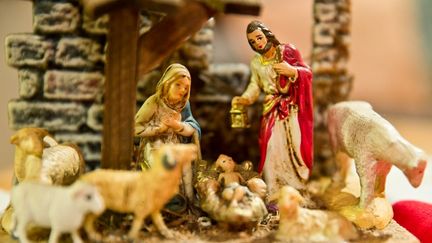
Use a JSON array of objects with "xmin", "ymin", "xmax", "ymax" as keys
[
  {"xmin": 160, "ymin": 229, "xmax": 176, "ymax": 239},
  {"xmin": 88, "ymin": 232, "xmax": 103, "ymax": 242}
]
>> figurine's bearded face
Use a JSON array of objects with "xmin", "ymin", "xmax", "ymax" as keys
[
  {"xmin": 167, "ymin": 76, "xmax": 190, "ymax": 103},
  {"xmin": 247, "ymin": 29, "xmax": 273, "ymax": 55}
]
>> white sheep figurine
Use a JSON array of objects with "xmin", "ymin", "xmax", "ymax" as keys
[
  {"xmin": 80, "ymin": 143, "xmax": 197, "ymax": 241},
  {"xmin": 11, "ymin": 181, "xmax": 105, "ymax": 243},
  {"xmin": 1, "ymin": 128, "xmax": 86, "ymax": 234},
  {"xmin": 275, "ymin": 186, "xmax": 357, "ymax": 242},
  {"xmin": 327, "ymin": 101, "xmax": 428, "ymax": 228}
]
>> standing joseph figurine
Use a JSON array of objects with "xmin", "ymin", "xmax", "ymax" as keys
[
  {"xmin": 135, "ymin": 63, "xmax": 200, "ymax": 168},
  {"xmin": 232, "ymin": 21, "xmax": 313, "ymax": 195}
]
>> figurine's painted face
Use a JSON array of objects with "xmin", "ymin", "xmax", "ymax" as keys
[
  {"xmin": 247, "ymin": 29, "xmax": 272, "ymax": 55},
  {"xmin": 215, "ymin": 154, "xmax": 236, "ymax": 172},
  {"xmin": 167, "ymin": 76, "xmax": 190, "ymax": 103}
]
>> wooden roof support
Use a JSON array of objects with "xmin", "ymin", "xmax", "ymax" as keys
[
  {"xmin": 81, "ymin": 0, "xmax": 261, "ymax": 170},
  {"xmin": 137, "ymin": 1, "xmax": 216, "ymax": 76},
  {"xmin": 102, "ymin": 7, "xmax": 140, "ymax": 169}
]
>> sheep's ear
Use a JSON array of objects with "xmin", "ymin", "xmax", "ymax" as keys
[
  {"xmin": 10, "ymin": 134, "xmax": 18, "ymax": 145},
  {"xmin": 162, "ymin": 152, "xmax": 177, "ymax": 170}
]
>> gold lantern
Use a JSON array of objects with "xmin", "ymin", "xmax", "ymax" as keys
[{"xmin": 230, "ymin": 103, "xmax": 250, "ymax": 128}]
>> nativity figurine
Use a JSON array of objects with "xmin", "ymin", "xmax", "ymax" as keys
[
  {"xmin": 80, "ymin": 144, "xmax": 197, "ymax": 241},
  {"xmin": 274, "ymin": 186, "xmax": 357, "ymax": 242},
  {"xmin": 1, "ymin": 127, "xmax": 86, "ymax": 234},
  {"xmin": 134, "ymin": 63, "xmax": 200, "ymax": 205},
  {"xmin": 231, "ymin": 20, "xmax": 313, "ymax": 196},
  {"xmin": 11, "ymin": 181, "xmax": 104, "ymax": 243},
  {"xmin": 327, "ymin": 101, "xmax": 428, "ymax": 229},
  {"xmin": 195, "ymin": 154, "xmax": 268, "ymax": 227}
]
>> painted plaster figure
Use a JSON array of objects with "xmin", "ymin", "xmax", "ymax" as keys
[
  {"xmin": 11, "ymin": 181, "xmax": 104, "ymax": 243},
  {"xmin": 135, "ymin": 63, "xmax": 200, "ymax": 167},
  {"xmin": 327, "ymin": 101, "xmax": 428, "ymax": 229},
  {"xmin": 1, "ymin": 127, "xmax": 85, "ymax": 234},
  {"xmin": 275, "ymin": 186, "xmax": 357, "ymax": 242},
  {"xmin": 231, "ymin": 21, "xmax": 313, "ymax": 195},
  {"xmin": 81, "ymin": 144, "xmax": 197, "ymax": 240},
  {"xmin": 10, "ymin": 127, "xmax": 85, "ymax": 185},
  {"xmin": 134, "ymin": 63, "xmax": 200, "ymax": 204}
]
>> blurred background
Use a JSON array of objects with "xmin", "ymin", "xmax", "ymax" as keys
[{"xmin": 1, "ymin": 0, "xmax": 431, "ymax": 204}]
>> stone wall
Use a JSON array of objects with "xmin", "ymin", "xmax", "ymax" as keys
[
  {"xmin": 311, "ymin": 0, "xmax": 352, "ymax": 177},
  {"xmin": 5, "ymin": 0, "xmax": 223, "ymax": 166}
]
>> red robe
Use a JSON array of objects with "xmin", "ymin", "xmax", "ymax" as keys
[{"xmin": 257, "ymin": 44, "xmax": 314, "ymax": 175}]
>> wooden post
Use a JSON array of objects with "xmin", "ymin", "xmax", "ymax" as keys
[{"xmin": 102, "ymin": 7, "xmax": 140, "ymax": 169}]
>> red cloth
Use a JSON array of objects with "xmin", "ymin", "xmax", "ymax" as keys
[
  {"xmin": 257, "ymin": 44, "xmax": 314, "ymax": 174},
  {"xmin": 393, "ymin": 200, "xmax": 432, "ymax": 243}
]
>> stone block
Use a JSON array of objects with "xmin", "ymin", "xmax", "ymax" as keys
[
  {"xmin": 190, "ymin": 28, "xmax": 214, "ymax": 44},
  {"xmin": 55, "ymin": 37, "xmax": 103, "ymax": 68},
  {"xmin": 54, "ymin": 133, "xmax": 102, "ymax": 162},
  {"xmin": 5, "ymin": 34, "xmax": 54, "ymax": 68},
  {"xmin": 44, "ymin": 70, "xmax": 104, "ymax": 100},
  {"xmin": 82, "ymin": 14, "xmax": 109, "ymax": 35},
  {"xmin": 83, "ymin": 13, "xmax": 152, "ymax": 36},
  {"xmin": 313, "ymin": 23, "xmax": 339, "ymax": 45},
  {"xmin": 87, "ymin": 104, "xmax": 103, "ymax": 131},
  {"xmin": 315, "ymin": 3, "xmax": 337, "ymax": 22},
  {"xmin": 8, "ymin": 100, "xmax": 86, "ymax": 131},
  {"xmin": 18, "ymin": 69, "xmax": 42, "ymax": 99},
  {"xmin": 137, "ymin": 70, "xmax": 161, "ymax": 102},
  {"xmin": 33, "ymin": 1, "xmax": 80, "ymax": 34}
]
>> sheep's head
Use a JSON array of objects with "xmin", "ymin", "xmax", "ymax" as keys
[
  {"xmin": 403, "ymin": 155, "xmax": 428, "ymax": 188},
  {"xmin": 277, "ymin": 186, "xmax": 305, "ymax": 218},
  {"xmin": 152, "ymin": 144, "xmax": 197, "ymax": 173},
  {"xmin": 10, "ymin": 128, "xmax": 50, "ymax": 157},
  {"xmin": 215, "ymin": 154, "xmax": 236, "ymax": 173},
  {"xmin": 71, "ymin": 181, "xmax": 105, "ymax": 215},
  {"xmin": 246, "ymin": 178, "xmax": 267, "ymax": 199}
]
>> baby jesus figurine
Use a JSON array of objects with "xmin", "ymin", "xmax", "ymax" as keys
[
  {"xmin": 215, "ymin": 154, "xmax": 267, "ymax": 207},
  {"xmin": 216, "ymin": 154, "xmax": 246, "ymax": 207}
]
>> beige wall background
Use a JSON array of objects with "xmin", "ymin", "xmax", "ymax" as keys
[{"xmin": 1, "ymin": 0, "xmax": 431, "ymax": 189}]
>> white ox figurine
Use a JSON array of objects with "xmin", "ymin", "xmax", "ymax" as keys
[
  {"xmin": 11, "ymin": 181, "xmax": 104, "ymax": 243},
  {"xmin": 327, "ymin": 101, "xmax": 428, "ymax": 228}
]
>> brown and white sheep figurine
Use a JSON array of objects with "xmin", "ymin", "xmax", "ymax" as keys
[
  {"xmin": 327, "ymin": 101, "xmax": 428, "ymax": 228},
  {"xmin": 1, "ymin": 128, "xmax": 85, "ymax": 234},
  {"xmin": 80, "ymin": 143, "xmax": 197, "ymax": 240},
  {"xmin": 11, "ymin": 181, "xmax": 104, "ymax": 243},
  {"xmin": 10, "ymin": 127, "xmax": 85, "ymax": 185},
  {"xmin": 275, "ymin": 186, "xmax": 357, "ymax": 242}
]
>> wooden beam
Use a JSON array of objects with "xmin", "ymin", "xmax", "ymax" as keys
[
  {"xmin": 101, "ymin": 7, "xmax": 140, "ymax": 169},
  {"xmin": 81, "ymin": 0, "xmax": 184, "ymax": 18},
  {"xmin": 137, "ymin": 1, "xmax": 216, "ymax": 76},
  {"xmin": 197, "ymin": 0, "xmax": 261, "ymax": 15}
]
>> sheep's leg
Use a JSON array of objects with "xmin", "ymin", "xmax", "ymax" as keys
[
  {"xmin": 182, "ymin": 163, "xmax": 194, "ymax": 205},
  {"xmin": 374, "ymin": 161, "xmax": 392, "ymax": 198},
  {"xmin": 83, "ymin": 214, "xmax": 102, "ymax": 241},
  {"xmin": 127, "ymin": 214, "xmax": 144, "ymax": 240},
  {"xmin": 48, "ymin": 229, "xmax": 61, "ymax": 243},
  {"xmin": 71, "ymin": 230, "xmax": 83, "ymax": 243},
  {"xmin": 355, "ymin": 155, "xmax": 377, "ymax": 208},
  {"xmin": 151, "ymin": 211, "xmax": 174, "ymax": 239},
  {"xmin": 15, "ymin": 218, "xmax": 30, "ymax": 243}
]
